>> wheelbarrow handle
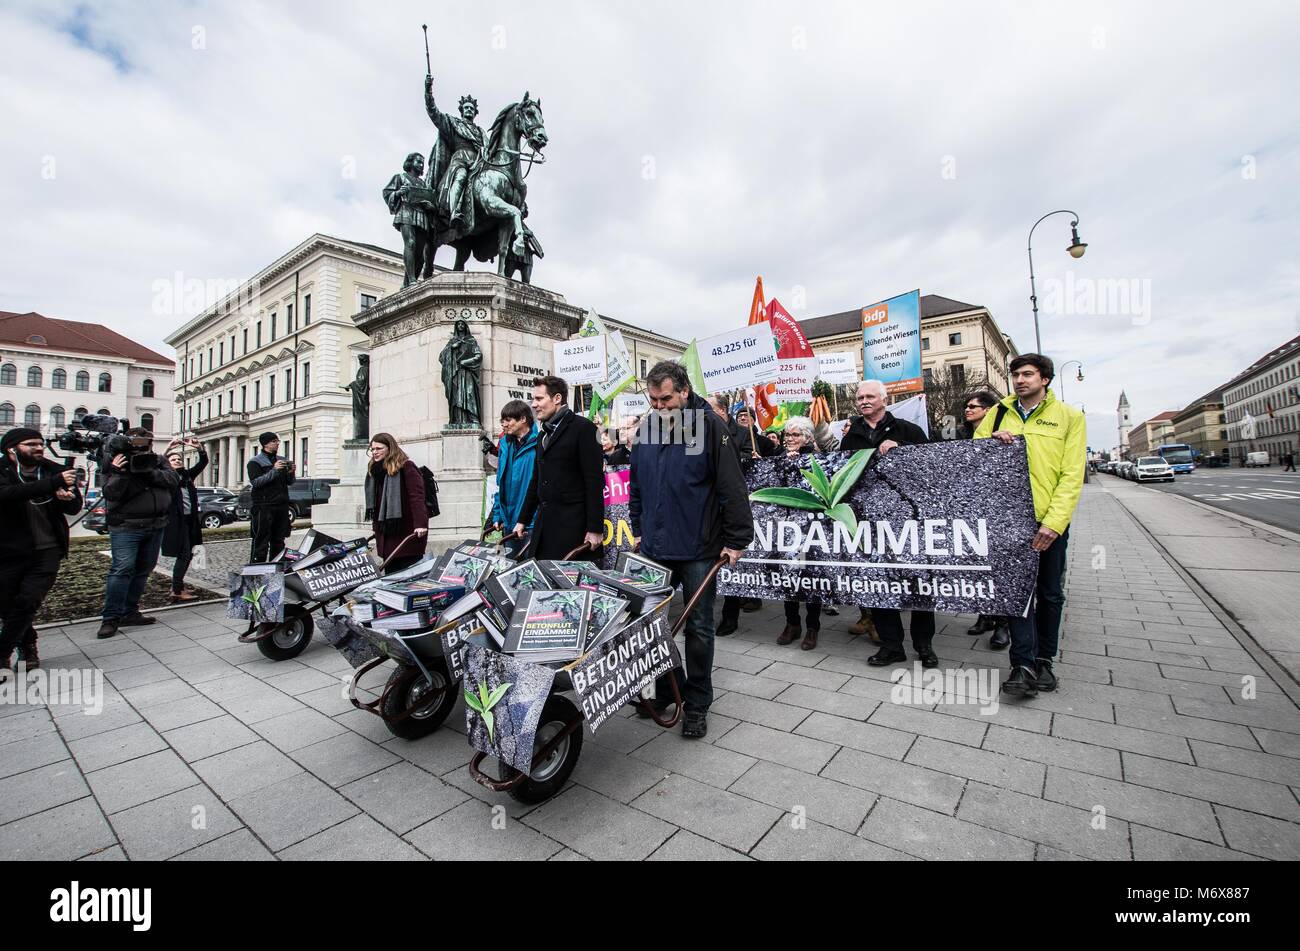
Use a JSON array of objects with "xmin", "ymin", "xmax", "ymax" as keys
[
  {"xmin": 377, "ymin": 532, "xmax": 422, "ymax": 573},
  {"xmin": 563, "ymin": 540, "xmax": 597, "ymax": 560},
  {"xmin": 345, "ymin": 655, "xmax": 389, "ymax": 713},
  {"xmin": 669, "ymin": 555, "xmax": 729, "ymax": 638},
  {"xmin": 635, "ymin": 672, "xmax": 685, "ymax": 728}
]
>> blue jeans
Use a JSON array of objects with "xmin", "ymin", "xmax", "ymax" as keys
[
  {"xmin": 1010, "ymin": 527, "xmax": 1069, "ymax": 670},
  {"xmin": 104, "ymin": 528, "xmax": 164, "ymax": 621},
  {"xmin": 653, "ymin": 557, "xmax": 719, "ymax": 715}
]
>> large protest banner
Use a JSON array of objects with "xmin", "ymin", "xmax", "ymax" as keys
[
  {"xmin": 716, "ymin": 440, "xmax": 1039, "ymax": 617},
  {"xmin": 862, "ymin": 288, "xmax": 923, "ymax": 396}
]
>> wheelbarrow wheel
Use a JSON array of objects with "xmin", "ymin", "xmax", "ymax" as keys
[
  {"xmin": 255, "ymin": 604, "xmax": 314, "ymax": 660},
  {"xmin": 380, "ymin": 658, "xmax": 456, "ymax": 739},
  {"xmin": 499, "ymin": 694, "xmax": 583, "ymax": 804}
]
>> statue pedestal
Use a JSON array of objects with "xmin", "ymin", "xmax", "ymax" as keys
[
  {"xmin": 353, "ymin": 271, "xmax": 585, "ymax": 547},
  {"xmin": 309, "ymin": 440, "xmax": 371, "ymax": 541}
]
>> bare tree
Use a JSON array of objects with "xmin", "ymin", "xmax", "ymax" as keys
[{"xmin": 923, "ymin": 365, "xmax": 993, "ymax": 440}]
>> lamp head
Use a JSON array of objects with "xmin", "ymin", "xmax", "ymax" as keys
[{"xmin": 1068, "ymin": 222, "xmax": 1088, "ymax": 259}]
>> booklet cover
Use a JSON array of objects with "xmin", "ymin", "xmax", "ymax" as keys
[
  {"xmin": 584, "ymin": 592, "xmax": 631, "ymax": 653},
  {"xmin": 502, "ymin": 589, "xmax": 591, "ymax": 663},
  {"xmin": 370, "ymin": 607, "xmax": 433, "ymax": 630},
  {"xmin": 434, "ymin": 589, "xmax": 487, "ymax": 628},
  {"xmin": 537, "ymin": 560, "xmax": 591, "ymax": 589},
  {"xmin": 482, "ymin": 560, "xmax": 551, "ymax": 627},
  {"xmin": 614, "ymin": 552, "xmax": 674, "ymax": 591},
  {"xmin": 573, "ymin": 565, "xmax": 650, "ymax": 617},
  {"xmin": 373, "ymin": 579, "xmax": 464, "ymax": 613},
  {"xmin": 438, "ymin": 552, "xmax": 492, "ymax": 590}
]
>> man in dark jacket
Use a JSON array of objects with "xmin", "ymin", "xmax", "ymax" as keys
[
  {"xmin": 0, "ymin": 427, "xmax": 82, "ymax": 671},
  {"xmin": 837, "ymin": 380, "xmax": 937, "ymax": 667},
  {"xmin": 630, "ymin": 361, "xmax": 754, "ymax": 739},
  {"xmin": 99, "ymin": 428, "xmax": 180, "ymax": 640},
  {"xmin": 515, "ymin": 376, "xmax": 604, "ymax": 560},
  {"xmin": 247, "ymin": 431, "xmax": 296, "ymax": 563}
]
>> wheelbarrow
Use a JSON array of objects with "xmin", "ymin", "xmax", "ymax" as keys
[
  {"xmin": 337, "ymin": 529, "xmax": 526, "ymax": 739},
  {"xmin": 239, "ymin": 532, "xmax": 415, "ymax": 662},
  {"xmin": 467, "ymin": 552, "xmax": 728, "ymax": 804}
]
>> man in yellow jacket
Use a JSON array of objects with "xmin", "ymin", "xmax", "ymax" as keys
[{"xmin": 975, "ymin": 354, "xmax": 1086, "ymax": 697}]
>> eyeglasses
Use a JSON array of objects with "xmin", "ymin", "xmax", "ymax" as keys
[{"xmin": 965, "ymin": 403, "xmax": 984, "ymax": 410}]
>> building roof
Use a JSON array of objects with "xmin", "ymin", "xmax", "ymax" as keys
[
  {"xmin": 0, "ymin": 311, "xmax": 172, "ymax": 367},
  {"xmin": 799, "ymin": 294, "xmax": 984, "ymax": 340},
  {"xmin": 1134, "ymin": 411, "xmax": 1178, "ymax": 429},
  {"xmin": 1223, "ymin": 334, "xmax": 1300, "ymax": 390}
]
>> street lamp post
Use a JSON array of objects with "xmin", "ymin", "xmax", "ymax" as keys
[
  {"xmin": 1028, "ymin": 210, "xmax": 1087, "ymax": 354},
  {"xmin": 1058, "ymin": 360, "xmax": 1085, "ymax": 402}
]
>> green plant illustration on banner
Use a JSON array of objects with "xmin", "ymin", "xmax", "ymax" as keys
[
  {"xmin": 748, "ymin": 449, "xmax": 875, "ymax": 533},
  {"xmin": 464, "ymin": 680, "xmax": 512, "ymax": 742},
  {"xmin": 241, "ymin": 584, "xmax": 268, "ymax": 621}
]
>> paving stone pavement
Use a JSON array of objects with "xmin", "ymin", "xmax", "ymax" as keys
[{"xmin": 4, "ymin": 484, "xmax": 1298, "ymax": 860}]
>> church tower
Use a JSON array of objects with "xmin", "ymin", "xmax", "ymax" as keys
[{"xmin": 1117, "ymin": 390, "xmax": 1132, "ymax": 453}]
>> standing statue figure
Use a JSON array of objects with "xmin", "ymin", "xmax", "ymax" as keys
[
  {"xmin": 424, "ymin": 76, "xmax": 487, "ymax": 234},
  {"xmin": 343, "ymin": 355, "xmax": 370, "ymax": 440},
  {"xmin": 439, "ymin": 320, "xmax": 482, "ymax": 429},
  {"xmin": 382, "ymin": 153, "xmax": 436, "ymax": 287}
]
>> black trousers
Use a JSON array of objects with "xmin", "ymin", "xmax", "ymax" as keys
[
  {"xmin": 784, "ymin": 599, "xmax": 821, "ymax": 630},
  {"xmin": 0, "ymin": 548, "xmax": 63, "ymax": 655},
  {"xmin": 249, "ymin": 506, "xmax": 292, "ymax": 564},
  {"xmin": 172, "ymin": 547, "xmax": 192, "ymax": 593},
  {"xmin": 870, "ymin": 607, "xmax": 935, "ymax": 650}
]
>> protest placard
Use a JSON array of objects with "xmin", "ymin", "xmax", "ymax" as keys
[
  {"xmin": 554, "ymin": 335, "xmax": 608, "ymax": 385},
  {"xmin": 817, "ymin": 351, "xmax": 859, "ymax": 384},
  {"xmin": 696, "ymin": 323, "xmax": 780, "ymax": 393},
  {"xmin": 570, "ymin": 610, "xmax": 681, "ymax": 733}
]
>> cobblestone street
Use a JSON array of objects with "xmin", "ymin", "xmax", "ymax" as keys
[{"xmin": 4, "ymin": 483, "xmax": 1298, "ymax": 861}]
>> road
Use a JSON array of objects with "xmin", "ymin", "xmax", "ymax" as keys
[{"xmin": 1104, "ymin": 467, "xmax": 1300, "ymax": 535}]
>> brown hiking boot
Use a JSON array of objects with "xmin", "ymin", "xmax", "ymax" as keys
[
  {"xmin": 776, "ymin": 623, "xmax": 801, "ymax": 645},
  {"xmin": 848, "ymin": 609, "xmax": 880, "ymax": 642}
]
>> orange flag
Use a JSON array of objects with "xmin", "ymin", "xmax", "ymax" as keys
[{"xmin": 748, "ymin": 276, "xmax": 778, "ymax": 430}]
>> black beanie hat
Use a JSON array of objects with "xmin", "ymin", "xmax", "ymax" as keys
[
  {"xmin": 258, "ymin": 432, "xmax": 279, "ymax": 448},
  {"xmin": 1, "ymin": 427, "xmax": 43, "ymax": 453}
]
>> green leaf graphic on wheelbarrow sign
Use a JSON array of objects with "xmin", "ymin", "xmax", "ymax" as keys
[
  {"xmin": 749, "ymin": 448, "xmax": 875, "ymax": 533},
  {"xmin": 464, "ymin": 680, "xmax": 512, "ymax": 742},
  {"xmin": 241, "ymin": 584, "xmax": 267, "ymax": 621}
]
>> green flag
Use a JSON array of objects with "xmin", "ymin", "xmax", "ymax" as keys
[{"xmin": 682, "ymin": 339, "xmax": 707, "ymax": 395}]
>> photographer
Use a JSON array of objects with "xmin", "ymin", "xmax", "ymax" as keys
[
  {"xmin": 247, "ymin": 431, "xmax": 295, "ymax": 563},
  {"xmin": 162, "ymin": 437, "xmax": 208, "ymax": 602},
  {"xmin": 0, "ymin": 427, "xmax": 82, "ymax": 672},
  {"xmin": 98, "ymin": 427, "xmax": 179, "ymax": 640}
]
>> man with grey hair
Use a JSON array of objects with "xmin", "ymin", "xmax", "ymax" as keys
[{"xmin": 838, "ymin": 380, "xmax": 934, "ymax": 664}]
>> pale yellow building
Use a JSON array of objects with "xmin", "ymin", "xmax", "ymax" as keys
[
  {"xmin": 164, "ymin": 234, "xmax": 404, "ymax": 487},
  {"xmin": 1127, "ymin": 412, "xmax": 1177, "ymax": 458},
  {"xmin": 1172, "ymin": 389, "xmax": 1228, "ymax": 460}
]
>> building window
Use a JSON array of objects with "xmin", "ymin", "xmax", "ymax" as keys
[
  {"xmin": 243, "ymin": 328, "xmax": 249, "ymax": 353},
  {"xmin": 241, "ymin": 385, "xmax": 247, "ymax": 412},
  {"xmin": 98, "ymin": 372, "xmax": 112, "ymax": 392},
  {"xmin": 304, "ymin": 294, "xmax": 311, "ymax": 325},
  {"xmin": 52, "ymin": 368, "xmax": 67, "ymax": 389},
  {"xmin": 0, "ymin": 403, "xmax": 13, "ymax": 425},
  {"xmin": 952, "ymin": 364, "xmax": 966, "ymax": 385},
  {"xmin": 206, "ymin": 398, "xmax": 212, "ymax": 419},
  {"xmin": 187, "ymin": 405, "xmax": 193, "ymax": 428},
  {"xmin": 208, "ymin": 347, "xmax": 213, "ymax": 370},
  {"xmin": 922, "ymin": 368, "xmax": 934, "ymax": 388},
  {"xmin": 24, "ymin": 404, "xmax": 40, "ymax": 428},
  {"xmin": 27, "ymin": 366, "xmax": 42, "ymax": 387},
  {"xmin": 271, "ymin": 313, "xmax": 277, "ymax": 341},
  {"xmin": 229, "ymin": 389, "xmax": 234, "ymax": 413},
  {"xmin": 269, "ymin": 374, "xmax": 276, "ymax": 406},
  {"xmin": 142, "ymin": 378, "xmax": 155, "ymax": 398},
  {"xmin": 256, "ymin": 322, "xmax": 262, "ymax": 348},
  {"xmin": 639, "ymin": 358, "xmax": 647, "ymax": 377},
  {"xmin": 922, "ymin": 337, "xmax": 930, "ymax": 351},
  {"xmin": 217, "ymin": 394, "xmax": 222, "ymax": 416},
  {"xmin": 287, "ymin": 303, "xmax": 294, "ymax": 332},
  {"xmin": 302, "ymin": 362, "xmax": 310, "ymax": 396},
  {"xmin": 73, "ymin": 407, "xmax": 87, "ymax": 422},
  {"xmin": 300, "ymin": 437, "xmax": 309, "ymax": 474},
  {"xmin": 0, "ymin": 364, "xmax": 15, "ymax": 386},
  {"xmin": 230, "ymin": 334, "xmax": 236, "ymax": 358},
  {"xmin": 360, "ymin": 294, "xmax": 377, "ymax": 310},
  {"xmin": 140, "ymin": 412, "xmax": 154, "ymax": 432},
  {"xmin": 254, "ymin": 381, "xmax": 260, "ymax": 408},
  {"xmin": 285, "ymin": 369, "xmax": 293, "ymax": 402},
  {"xmin": 49, "ymin": 406, "xmax": 65, "ymax": 429},
  {"xmin": 948, "ymin": 332, "xmax": 962, "ymax": 346},
  {"xmin": 219, "ymin": 342, "xmax": 224, "ymax": 365}
]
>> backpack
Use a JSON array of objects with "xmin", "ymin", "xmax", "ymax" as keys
[{"xmin": 418, "ymin": 465, "xmax": 441, "ymax": 519}]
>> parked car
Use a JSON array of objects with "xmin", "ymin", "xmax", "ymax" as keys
[
  {"xmin": 1135, "ymin": 456, "xmax": 1175, "ymax": 483},
  {"xmin": 1246, "ymin": 451, "xmax": 1271, "ymax": 467},
  {"xmin": 83, "ymin": 502, "xmax": 108, "ymax": 534},
  {"xmin": 235, "ymin": 477, "xmax": 338, "ymax": 520},
  {"xmin": 198, "ymin": 494, "xmax": 243, "ymax": 530}
]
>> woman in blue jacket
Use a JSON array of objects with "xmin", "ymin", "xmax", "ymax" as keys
[{"xmin": 490, "ymin": 400, "xmax": 539, "ymax": 555}]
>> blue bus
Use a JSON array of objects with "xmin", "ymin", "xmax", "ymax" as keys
[{"xmin": 1156, "ymin": 443, "xmax": 1196, "ymax": 474}]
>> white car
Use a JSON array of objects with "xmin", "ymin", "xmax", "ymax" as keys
[
  {"xmin": 1135, "ymin": 456, "xmax": 1175, "ymax": 483},
  {"xmin": 1246, "ymin": 451, "xmax": 1270, "ymax": 467}
]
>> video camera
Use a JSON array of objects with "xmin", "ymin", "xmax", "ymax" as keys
[{"xmin": 49, "ymin": 414, "xmax": 158, "ymax": 472}]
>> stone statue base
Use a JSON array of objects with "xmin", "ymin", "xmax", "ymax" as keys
[
  {"xmin": 308, "ymin": 443, "xmax": 371, "ymax": 541},
  {"xmin": 353, "ymin": 271, "xmax": 585, "ymax": 547}
]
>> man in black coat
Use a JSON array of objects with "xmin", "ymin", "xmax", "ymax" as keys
[
  {"xmin": 837, "ymin": 380, "xmax": 937, "ymax": 667},
  {"xmin": 247, "ymin": 431, "xmax": 296, "ymax": 563},
  {"xmin": 0, "ymin": 427, "xmax": 82, "ymax": 672},
  {"xmin": 515, "ymin": 376, "xmax": 604, "ymax": 560}
]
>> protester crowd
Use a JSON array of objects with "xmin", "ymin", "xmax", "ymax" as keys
[{"xmin": 1, "ymin": 354, "xmax": 1085, "ymax": 726}]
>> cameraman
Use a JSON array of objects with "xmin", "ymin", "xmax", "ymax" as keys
[
  {"xmin": 0, "ymin": 427, "xmax": 82, "ymax": 673},
  {"xmin": 98, "ymin": 427, "xmax": 179, "ymax": 640},
  {"xmin": 247, "ymin": 431, "xmax": 295, "ymax": 562}
]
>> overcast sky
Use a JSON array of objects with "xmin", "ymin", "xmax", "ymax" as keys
[{"xmin": 2, "ymin": 0, "xmax": 1297, "ymax": 447}]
